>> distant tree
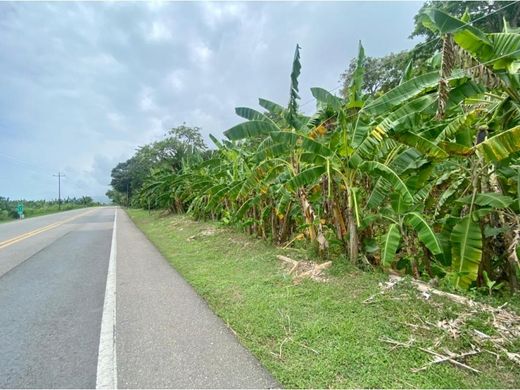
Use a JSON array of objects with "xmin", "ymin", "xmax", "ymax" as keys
[
  {"xmin": 110, "ymin": 159, "xmax": 134, "ymax": 196},
  {"xmin": 341, "ymin": 50, "xmax": 412, "ymax": 97},
  {"xmin": 80, "ymin": 196, "xmax": 94, "ymax": 205},
  {"xmin": 135, "ymin": 124, "xmax": 207, "ymax": 172},
  {"xmin": 108, "ymin": 124, "xmax": 207, "ymax": 205},
  {"xmin": 106, "ymin": 189, "xmax": 125, "ymax": 206}
]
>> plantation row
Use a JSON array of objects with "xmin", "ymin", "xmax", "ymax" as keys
[{"xmin": 114, "ymin": 9, "xmax": 520, "ymax": 293}]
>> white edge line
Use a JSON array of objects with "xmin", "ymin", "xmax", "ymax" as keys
[{"xmin": 96, "ymin": 207, "xmax": 118, "ymax": 389}]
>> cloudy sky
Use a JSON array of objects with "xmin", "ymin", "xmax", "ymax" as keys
[{"xmin": 0, "ymin": 1, "xmax": 423, "ymax": 201}]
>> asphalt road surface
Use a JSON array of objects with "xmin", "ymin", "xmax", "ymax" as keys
[{"xmin": 0, "ymin": 207, "xmax": 277, "ymax": 389}]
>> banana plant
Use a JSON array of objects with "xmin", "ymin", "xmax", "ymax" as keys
[
  {"xmin": 446, "ymin": 189, "xmax": 515, "ymax": 289},
  {"xmin": 224, "ymin": 45, "xmax": 332, "ymax": 252},
  {"xmin": 126, "ymin": 8, "xmax": 520, "ymax": 291},
  {"xmin": 379, "ymin": 210, "xmax": 443, "ymax": 276}
]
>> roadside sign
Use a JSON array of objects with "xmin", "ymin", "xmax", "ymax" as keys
[{"xmin": 17, "ymin": 203, "xmax": 24, "ymax": 218}]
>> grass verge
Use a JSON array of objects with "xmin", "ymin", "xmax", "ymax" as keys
[
  {"xmin": 0, "ymin": 205, "xmax": 92, "ymax": 223},
  {"xmin": 128, "ymin": 209, "xmax": 520, "ymax": 389}
]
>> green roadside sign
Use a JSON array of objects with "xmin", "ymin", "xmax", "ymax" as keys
[{"xmin": 17, "ymin": 203, "xmax": 24, "ymax": 216}]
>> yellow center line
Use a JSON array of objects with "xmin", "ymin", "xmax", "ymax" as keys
[
  {"xmin": 0, "ymin": 209, "xmax": 96, "ymax": 250},
  {"xmin": 0, "ymin": 220, "xmax": 64, "ymax": 246}
]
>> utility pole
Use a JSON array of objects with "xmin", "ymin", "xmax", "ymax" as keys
[{"xmin": 53, "ymin": 171, "xmax": 66, "ymax": 210}]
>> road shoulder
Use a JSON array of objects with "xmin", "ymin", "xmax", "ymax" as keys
[{"xmin": 116, "ymin": 209, "xmax": 278, "ymax": 389}]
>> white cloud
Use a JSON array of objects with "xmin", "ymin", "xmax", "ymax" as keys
[
  {"xmin": 107, "ymin": 111, "xmax": 126, "ymax": 132},
  {"xmin": 166, "ymin": 69, "xmax": 185, "ymax": 92},
  {"xmin": 140, "ymin": 116, "xmax": 170, "ymax": 144},
  {"xmin": 146, "ymin": 0, "xmax": 167, "ymax": 12},
  {"xmin": 82, "ymin": 52, "xmax": 120, "ymax": 68},
  {"xmin": 202, "ymin": 2, "xmax": 245, "ymax": 29},
  {"xmin": 0, "ymin": 1, "xmax": 424, "ymax": 200},
  {"xmin": 146, "ymin": 20, "xmax": 172, "ymax": 42},
  {"xmin": 139, "ymin": 88, "xmax": 159, "ymax": 112},
  {"xmin": 190, "ymin": 42, "xmax": 212, "ymax": 64}
]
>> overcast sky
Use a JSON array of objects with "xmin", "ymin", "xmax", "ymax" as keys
[{"xmin": 0, "ymin": 1, "xmax": 423, "ymax": 201}]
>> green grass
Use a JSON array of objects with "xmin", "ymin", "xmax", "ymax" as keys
[
  {"xmin": 0, "ymin": 205, "xmax": 92, "ymax": 223},
  {"xmin": 127, "ymin": 209, "xmax": 520, "ymax": 389}
]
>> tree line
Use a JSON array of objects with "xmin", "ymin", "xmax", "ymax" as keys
[{"xmin": 0, "ymin": 196, "xmax": 97, "ymax": 221}]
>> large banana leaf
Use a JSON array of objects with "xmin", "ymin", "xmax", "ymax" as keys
[
  {"xmin": 235, "ymin": 196, "xmax": 259, "ymax": 219},
  {"xmin": 476, "ymin": 125, "xmax": 520, "ymax": 162},
  {"xmin": 439, "ymin": 141, "xmax": 474, "ymax": 156},
  {"xmin": 456, "ymin": 192, "xmax": 514, "ymax": 208},
  {"xmin": 235, "ymin": 107, "xmax": 270, "ymax": 121},
  {"xmin": 237, "ymin": 174, "xmax": 258, "ymax": 198},
  {"xmin": 347, "ymin": 41, "xmax": 366, "ymax": 108},
  {"xmin": 488, "ymin": 33, "xmax": 520, "ymax": 72},
  {"xmin": 394, "ymin": 132, "xmax": 448, "ymax": 159},
  {"xmin": 311, "ymin": 87, "xmax": 343, "ymax": 110},
  {"xmin": 366, "ymin": 148, "xmax": 428, "ymax": 208},
  {"xmin": 366, "ymin": 95, "xmax": 436, "ymax": 147},
  {"xmin": 408, "ymin": 163, "xmax": 435, "ymax": 200},
  {"xmin": 300, "ymin": 152, "xmax": 327, "ymax": 165},
  {"xmin": 275, "ymin": 188, "xmax": 292, "ymax": 215},
  {"xmin": 390, "ymin": 148, "xmax": 425, "ymax": 172},
  {"xmin": 366, "ymin": 150, "xmax": 429, "ymax": 208},
  {"xmin": 224, "ymin": 120, "xmax": 280, "ymax": 140},
  {"xmin": 421, "ymin": 9, "xmax": 520, "ymax": 72},
  {"xmin": 420, "ymin": 8, "xmax": 490, "ymax": 48},
  {"xmin": 391, "ymin": 192, "xmax": 408, "ymax": 214},
  {"xmin": 206, "ymin": 182, "xmax": 240, "ymax": 209},
  {"xmin": 258, "ymin": 98, "xmax": 286, "ymax": 116},
  {"xmin": 286, "ymin": 166, "xmax": 326, "ymax": 191},
  {"xmin": 434, "ymin": 176, "xmax": 465, "ymax": 217},
  {"xmin": 405, "ymin": 212, "xmax": 442, "ymax": 255},
  {"xmin": 361, "ymin": 161, "xmax": 414, "ymax": 205},
  {"xmin": 252, "ymin": 137, "xmax": 273, "ymax": 160},
  {"xmin": 381, "ymin": 223, "xmax": 401, "ymax": 267},
  {"xmin": 206, "ymin": 182, "xmax": 228, "ymax": 196},
  {"xmin": 287, "ymin": 44, "xmax": 302, "ymax": 129},
  {"xmin": 349, "ymin": 118, "xmax": 370, "ymax": 150},
  {"xmin": 270, "ymin": 131, "xmax": 333, "ymax": 157},
  {"xmin": 367, "ymin": 179, "xmax": 391, "ymax": 209},
  {"xmin": 400, "ymin": 59, "xmax": 413, "ymax": 84},
  {"xmin": 446, "ymin": 81, "xmax": 486, "ymax": 110},
  {"xmin": 209, "ymin": 134, "xmax": 223, "ymax": 149},
  {"xmin": 451, "ymin": 215, "xmax": 482, "ymax": 289},
  {"xmin": 366, "ymin": 149, "xmax": 423, "ymax": 209},
  {"xmin": 435, "ymin": 111, "xmax": 479, "ymax": 142},
  {"xmin": 363, "ymin": 72, "xmax": 440, "ymax": 115}
]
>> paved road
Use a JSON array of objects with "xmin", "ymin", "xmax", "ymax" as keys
[
  {"xmin": 0, "ymin": 207, "xmax": 278, "ymax": 389},
  {"xmin": 0, "ymin": 208, "xmax": 112, "ymax": 388}
]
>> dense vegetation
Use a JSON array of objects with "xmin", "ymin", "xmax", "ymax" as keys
[
  {"xmin": 0, "ymin": 196, "xmax": 97, "ymax": 221},
  {"xmin": 108, "ymin": 8, "xmax": 520, "ymax": 294},
  {"xmin": 341, "ymin": 1, "xmax": 520, "ymax": 96},
  {"xmin": 107, "ymin": 125, "xmax": 210, "ymax": 207}
]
